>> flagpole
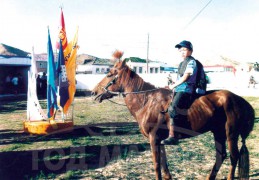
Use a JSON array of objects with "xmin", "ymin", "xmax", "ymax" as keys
[{"xmin": 146, "ymin": 33, "xmax": 149, "ymax": 74}]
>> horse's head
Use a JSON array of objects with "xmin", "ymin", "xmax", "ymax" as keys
[{"xmin": 92, "ymin": 50, "xmax": 127, "ymax": 102}]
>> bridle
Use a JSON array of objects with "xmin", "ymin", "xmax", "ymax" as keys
[
  {"xmin": 99, "ymin": 72, "xmax": 158, "ymax": 107},
  {"xmin": 96, "ymin": 68, "xmax": 173, "ymax": 111},
  {"xmin": 100, "ymin": 72, "xmax": 173, "ymax": 113},
  {"xmin": 103, "ymin": 75, "xmax": 119, "ymax": 94}
]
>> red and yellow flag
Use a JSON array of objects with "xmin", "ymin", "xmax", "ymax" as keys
[
  {"xmin": 56, "ymin": 8, "xmax": 68, "ymax": 51},
  {"xmin": 63, "ymin": 27, "xmax": 79, "ymax": 113},
  {"xmin": 56, "ymin": 8, "xmax": 79, "ymax": 114}
]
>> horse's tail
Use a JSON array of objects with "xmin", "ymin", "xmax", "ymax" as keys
[
  {"xmin": 240, "ymin": 99, "xmax": 255, "ymax": 140},
  {"xmin": 238, "ymin": 98, "xmax": 255, "ymax": 179},
  {"xmin": 238, "ymin": 141, "xmax": 250, "ymax": 179}
]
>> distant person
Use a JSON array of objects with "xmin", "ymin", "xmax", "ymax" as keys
[
  {"xmin": 167, "ymin": 73, "xmax": 173, "ymax": 86},
  {"xmin": 254, "ymin": 62, "xmax": 259, "ymax": 71},
  {"xmin": 11, "ymin": 74, "xmax": 19, "ymax": 94},
  {"xmin": 40, "ymin": 72, "xmax": 47, "ymax": 98},
  {"xmin": 248, "ymin": 75, "xmax": 256, "ymax": 88},
  {"xmin": 5, "ymin": 74, "xmax": 12, "ymax": 93},
  {"xmin": 36, "ymin": 74, "xmax": 41, "ymax": 96},
  {"xmin": 18, "ymin": 73, "xmax": 24, "ymax": 93},
  {"xmin": 162, "ymin": 40, "xmax": 206, "ymax": 145},
  {"xmin": 5, "ymin": 74, "xmax": 11, "ymax": 84},
  {"xmin": 0, "ymin": 79, "xmax": 4, "ymax": 94}
]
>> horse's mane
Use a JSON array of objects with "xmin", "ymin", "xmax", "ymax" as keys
[
  {"xmin": 121, "ymin": 63, "xmax": 156, "ymax": 92},
  {"xmin": 112, "ymin": 50, "xmax": 124, "ymax": 61}
]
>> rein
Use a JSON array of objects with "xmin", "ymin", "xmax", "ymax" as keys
[
  {"xmin": 104, "ymin": 87, "xmax": 160, "ymax": 96},
  {"xmin": 107, "ymin": 98, "xmax": 127, "ymax": 106},
  {"xmin": 99, "ymin": 72, "xmax": 174, "ymax": 113}
]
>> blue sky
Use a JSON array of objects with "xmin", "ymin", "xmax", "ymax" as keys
[{"xmin": 1, "ymin": 0, "xmax": 259, "ymax": 65}]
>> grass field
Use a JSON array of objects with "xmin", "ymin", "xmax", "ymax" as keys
[{"xmin": 0, "ymin": 95, "xmax": 258, "ymax": 179}]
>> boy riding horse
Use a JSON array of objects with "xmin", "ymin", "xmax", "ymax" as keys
[{"xmin": 162, "ymin": 40, "xmax": 206, "ymax": 145}]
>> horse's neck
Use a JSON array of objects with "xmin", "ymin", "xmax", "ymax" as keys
[
  {"xmin": 122, "ymin": 70, "xmax": 155, "ymax": 118},
  {"xmin": 122, "ymin": 68, "xmax": 155, "ymax": 92}
]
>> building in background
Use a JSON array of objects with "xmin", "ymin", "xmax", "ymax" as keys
[
  {"xmin": 76, "ymin": 54, "xmax": 113, "ymax": 74},
  {"xmin": 125, "ymin": 57, "xmax": 176, "ymax": 74},
  {"xmin": 204, "ymin": 65, "xmax": 236, "ymax": 73},
  {"xmin": 0, "ymin": 43, "xmax": 30, "ymax": 94}
]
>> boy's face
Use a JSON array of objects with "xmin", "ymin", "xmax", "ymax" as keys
[{"xmin": 178, "ymin": 47, "xmax": 192, "ymax": 59}]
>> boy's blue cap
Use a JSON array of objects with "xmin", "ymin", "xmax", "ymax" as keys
[{"xmin": 175, "ymin": 40, "xmax": 193, "ymax": 51}]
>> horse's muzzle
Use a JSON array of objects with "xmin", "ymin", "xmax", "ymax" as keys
[
  {"xmin": 93, "ymin": 92, "xmax": 114, "ymax": 103},
  {"xmin": 94, "ymin": 93, "xmax": 104, "ymax": 103},
  {"xmin": 91, "ymin": 91, "xmax": 103, "ymax": 103}
]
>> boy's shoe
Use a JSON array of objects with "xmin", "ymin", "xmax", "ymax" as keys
[{"xmin": 161, "ymin": 136, "xmax": 179, "ymax": 145}]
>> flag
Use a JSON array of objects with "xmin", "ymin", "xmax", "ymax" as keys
[
  {"xmin": 56, "ymin": 39, "xmax": 69, "ymax": 113},
  {"xmin": 56, "ymin": 8, "xmax": 68, "ymax": 51},
  {"xmin": 27, "ymin": 47, "xmax": 47, "ymax": 120},
  {"xmin": 47, "ymin": 28, "xmax": 58, "ymax": 119},
  {"xmin": 63, "ymin": 27, "xmax": 79, "ymax": 111},
  {"xmin": 60, "ymin": 9, "xmax": 73, "ymax": 63},
  {"xmin": 30, "ymin": 47, "xmax": 38, "ymax": 78}
]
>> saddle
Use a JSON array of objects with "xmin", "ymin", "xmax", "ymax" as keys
[{"xmin": 170, "ymin": 92, "xmax": 209, "ymax": 139}]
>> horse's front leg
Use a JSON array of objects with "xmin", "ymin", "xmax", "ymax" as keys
[
  {"xmin": 161, "ymin": 144, "xmax": 172, "ymax": 180},
  {"xmin": 149, "ymin": 133, "xmax": 162, "ymax": 180}
]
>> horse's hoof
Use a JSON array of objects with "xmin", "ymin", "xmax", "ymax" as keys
[{"xmin": 163, "ymin": 175, "xmax": 172, "ymax": 180}]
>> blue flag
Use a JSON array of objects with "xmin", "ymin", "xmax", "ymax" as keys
[
  {"xmin": 47, "ymin": 28, "xmax": 58, "ymax": 119},
  {"xmin": 56, "ymin": 39, "xmax": 69, "ymax": 112}
]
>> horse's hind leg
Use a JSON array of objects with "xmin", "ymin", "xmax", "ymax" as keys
[
  {"xmin": 161, "ymin": 145, "xmax": 172, "ymax": 180},
  {"xmin": 207, "ymin": 135, "xmax": 227, "ymax": 180},
  {"xmin": 227, "ymin": 138, "xmax": 239, "ymax": 180}
]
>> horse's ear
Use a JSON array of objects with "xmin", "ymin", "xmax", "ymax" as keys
[{"xmin": 121, "ymin": 58, "xmax": 127, "ymax": 67}]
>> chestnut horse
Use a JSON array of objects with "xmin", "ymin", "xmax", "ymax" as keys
[{"xmin": 92, "ymin": 52, "xmax": 254, "ymax": 180}]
